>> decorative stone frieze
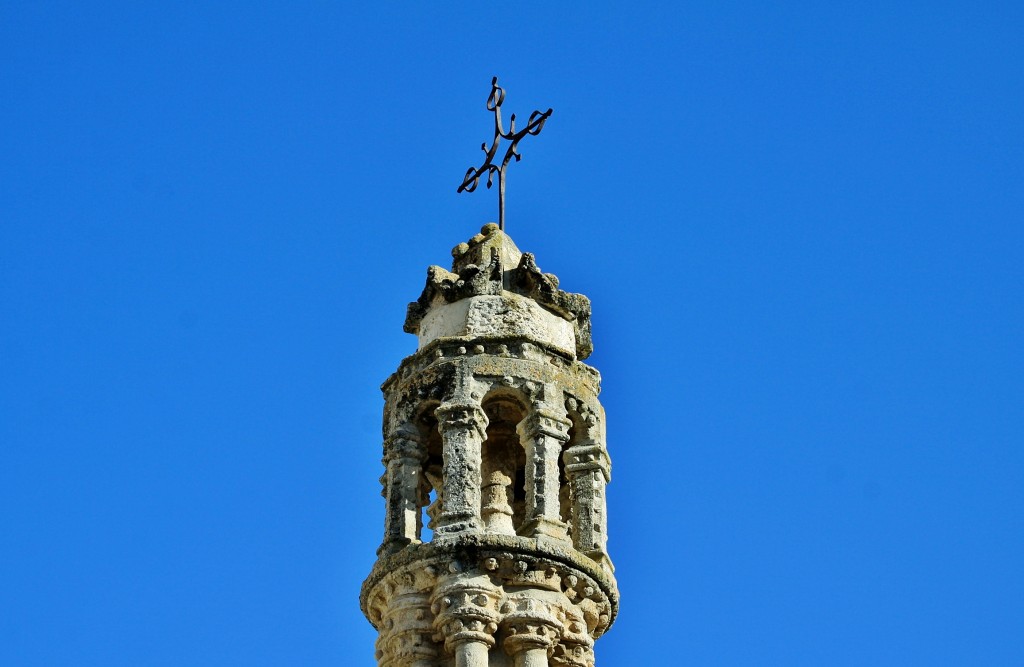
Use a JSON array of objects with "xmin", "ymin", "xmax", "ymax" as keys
[{"xmin": 363, "ymin": 225, "xmax": 617, "ymax": 666}]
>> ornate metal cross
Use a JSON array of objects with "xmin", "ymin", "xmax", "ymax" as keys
[{"xmin": 457, "ymin": 77, "xmax": 553, "ymax": 231}]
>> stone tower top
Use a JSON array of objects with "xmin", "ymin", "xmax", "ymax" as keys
[
  {"xmin": 404, "ymin": 223, "xmax": 593, "ymax": 361},
  {"xmin": 363, "ymin": 223, "xmax": 616, "ymax": 667}
]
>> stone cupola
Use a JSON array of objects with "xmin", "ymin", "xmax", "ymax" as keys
[{"xmin": 361, "ymin": 223, "xmax": 617, "ymax": 667}]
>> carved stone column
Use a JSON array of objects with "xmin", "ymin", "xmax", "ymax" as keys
[
  {"xmin": 550, "ymin": 641, "xmax": 595, "ymax": 667},
  {"xmin": 563, "ymin": 421, "xmax": 610, "ymax": 564},
  {"xmin": 382, "ymin": 573, "xmax": 438, "ymax": 667},
  {"xmin": 380, "ymin": 424, "xmax": 427, "ymax": 555},
  {"xmin": 432, "ymin": 572, "xmax": 500, "ymax": 667},
  {"xmin": 435, "ymin": 400, "xmax": 489, "ymax": 535},
  {"xmin": 501, "ymin": 598, "xmax": 561, "ymax": 667},
  {"xmin": 517, "ymin": 402, "xmax": 571, "ymax": 540},
  {"xmin": 480, "ymin": 458, "xmax": 516, "ymax": 535},
  {"xmin": 423, "ymin": 465, "xmax": 444, "ymax": 534},
  {"xmin": 549, "ymin": 605, "xmax": 594, "ymax": 667},
  {"xmin": 374, "ymin": 627, "xmax": 391, "ymax": 667},
  {"xmin": 480, "ymin": 402, "xmax": 518, "ymax": 534}
]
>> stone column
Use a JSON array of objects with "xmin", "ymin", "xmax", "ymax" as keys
[
  {"xmin": 435, "ymin": 400, "xmax": 488, "ymax": 535},
  {"xmin": 480, "ymin": 461, "xmax": 516, "ymax": 535},
  {"xmin": 501, "ymin": 598, "xmax": 561, "ymax": 667},
  {"xmin": 563, "ymin": 434, "xmax": 610, "ymax": 563},
  {"xmin": 383, "ymin": 572, "xmax": 438, "ymax": 667},
  {"xmin": 480, "ymin": 415, "xmax": 517, "ymax": 535},
  {"xmin": 380, "ymin": 423, "xmax": 427, "ymax": 555},
  {"xmin": 432, "ymin": 574, "xmax": 500, "ymax": 667},
  {"xmin": 423, "ymin": 465, "xmax": 444, "ymax": 534},
  {"xmin": 550, "ymin": 641, "xmax": 595, "ymax": 667},
  {"xmin": 374, "ymin": 628, "xmax": 391, "ymax": 667},
  {"xmin": 549, "ymin": 605, "xmax": 594, "ymax": 667},
  {"xmin": 518, "ymin": 402, "xmax": 571, "ymax": 540}
]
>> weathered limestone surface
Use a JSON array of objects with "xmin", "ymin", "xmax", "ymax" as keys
[
  {"xmin": 418, "ymin": 294, "xmax": 577, "ymax": 359},
  {"xmin": 364, "ymin": 224, "xmax": 616, "ymax": 667},
  {"xmin": 405, "ymin": 224, "xmax": 593, "ymax": 361}
]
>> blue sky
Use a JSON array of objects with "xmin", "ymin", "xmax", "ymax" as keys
[{"xmin": 2, "ymin": 2, "xmax": 1022, "ymax": 665}]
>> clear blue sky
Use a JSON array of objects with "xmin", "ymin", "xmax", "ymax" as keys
[{"xmin": 2, "ymin": 2, "xmax": 1022, "ymax": 665}]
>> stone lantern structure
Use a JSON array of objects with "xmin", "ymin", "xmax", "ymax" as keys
[{"xmin": 361, "ymin": 223, "xmax": 617, "ymax": 667}]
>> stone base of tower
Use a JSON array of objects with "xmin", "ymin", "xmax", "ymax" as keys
[{"xmin": 361, "ymin": 534, "xmax": 617, "ymax": 667}]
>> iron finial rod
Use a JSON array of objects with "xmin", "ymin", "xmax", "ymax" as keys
[{"xmin": 457, "ymin": 77, "xmax": 552, "ymax": 231}]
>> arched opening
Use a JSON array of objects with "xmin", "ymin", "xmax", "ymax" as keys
[
  {"xmin": 415, "ymin": 403, "xmax": 443, "ymax": 542},
  {"xmin": 481, "ymin": 394, "xmax": 527, "ymax": 536}
]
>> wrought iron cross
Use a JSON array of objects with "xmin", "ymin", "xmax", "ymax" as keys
[{"xmin": 457, "ymin": 77, "xmax": 553, "ymax": 231}]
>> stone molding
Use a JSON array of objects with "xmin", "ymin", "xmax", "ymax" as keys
[
  {"xmin": 361, "ymin": 534, "xmax": 618, "ymax": 639},
  {"xmin": 382, "ymin": 337, "xmax": 601, "ymax": 401}
]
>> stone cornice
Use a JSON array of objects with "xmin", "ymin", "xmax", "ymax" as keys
[
  {"xmin": 382, "ymin": 337, "xmax": 601, "ymax": 402},
  {"xmin": 361, "ymin": 533, "xmax": 619, "ymax": 637},
  {"xmin": 402, "ymin": 225, "xmax": 594, "ymax": 360}
]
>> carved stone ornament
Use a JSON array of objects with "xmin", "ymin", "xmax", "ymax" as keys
[{"xmin": 404, "ymin": 224, "xmax": 594, "ymax": 361}]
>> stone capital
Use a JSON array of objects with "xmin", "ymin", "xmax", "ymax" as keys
[
  {"xmin": 517, "ymin": 405, "xmax": 571, "ymax": 444},
  {"xmin": 382, "ymin": 578, "xmax": 437, "ymax": 666},
  {"xmin": 384, "ymin": 425, "xmax": 427, "ymax": 463},
  {"xmin": 551, "ymin": 641, "xmax": 595, "ymax": 667},
  {"xmin": 431, "ymin": 578, "xmax": 501, "ymax": 654},
  {"xmin": 562, "ymin": 442, "xmax": 610, "ymax": 482},
  {"xmin": 500, "ymin": 598, "xmax": 562, "ymax": 658},
  {"xmin": 435, "ymin": 401, "xmax": 489, "ymax": 439},
  {"xmin": 549, "ymin": 606, "xmax": 594, "ymax": 667}
]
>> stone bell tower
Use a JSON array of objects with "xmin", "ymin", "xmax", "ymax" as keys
[{"xmin": 360, "ymin": 223, "xmax": 617, "ymax": 667}]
